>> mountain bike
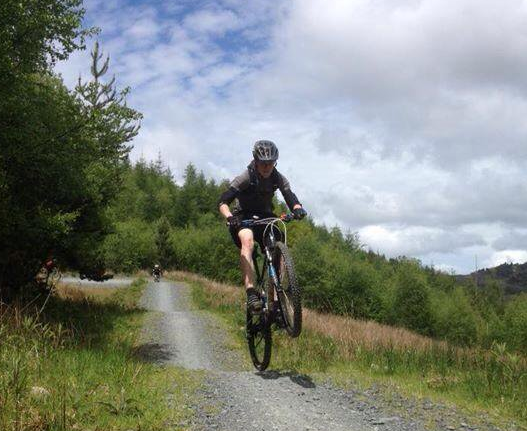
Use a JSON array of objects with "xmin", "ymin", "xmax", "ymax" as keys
[{"xmin": 242, "ymin": 214, "xmax": 302, "ymax": 371}]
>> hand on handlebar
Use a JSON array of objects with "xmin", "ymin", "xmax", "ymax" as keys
[{"xmin": 293, "ymin": 207, "xmax": 307, "ymax": 220}]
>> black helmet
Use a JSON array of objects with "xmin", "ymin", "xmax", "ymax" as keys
[{"xmin": 253, "ymin": 140, "xmax": 279, "ymax": 162}]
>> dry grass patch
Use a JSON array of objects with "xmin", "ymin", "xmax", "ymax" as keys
[
  {"xmin": 56, "ymin": 283, "xmax": 118, "ymax": 300},
  {"xmin": 303, "ymin": 308, "xmax": 442, "ymax": 354}
]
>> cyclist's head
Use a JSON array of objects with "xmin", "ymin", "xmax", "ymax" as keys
[
  {"xmin": 253, "ymin": 140, "xmax": 278, "ymax": 178},
  {"xmin": 253, "ymin": 140, "xmax": 278, "ymax": 163},
  {"xmin": 154, "ymin": 264, "xmax": 159, "ymax": 268}
]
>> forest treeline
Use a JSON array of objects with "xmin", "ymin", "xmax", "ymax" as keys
[
  {"xmin": 1, "ymin": 0, "xmax": 525, "ymax": 355},
  {"xmin": 105, "ymin": 159, "xmax": 527, "ymax": 354}
]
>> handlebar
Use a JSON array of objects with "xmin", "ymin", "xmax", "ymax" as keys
[
  {"xmin": 235, "ymin": 213, "xmax": 296, "ymax": 228},
  {"xmin": 225, "ymin": 213, "xmax": 297, "ymax": 228}
]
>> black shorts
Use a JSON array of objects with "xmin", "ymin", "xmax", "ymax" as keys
[{"xmin": 229, "ymin": 213, "xmax": 284, "ymax": 250}]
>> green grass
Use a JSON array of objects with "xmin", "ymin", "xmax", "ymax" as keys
[
  {"xmin": 0, "ymin": 278, "xmax": 200, "ymax": 431},
  {"xmin": 187, "ymin": 276, "xmax": 527, "ymax": 431}
]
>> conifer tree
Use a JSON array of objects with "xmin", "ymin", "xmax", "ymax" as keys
[{"xmin": 155, "ymin": 216, "xmax": 172, "ymax": 268}]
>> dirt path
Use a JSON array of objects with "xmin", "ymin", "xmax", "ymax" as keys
[
  {"xmin": 61, "ymin": 276, "xmax": 135, "ymax": 287},
  {"xmin": 137, "ymin": 279, "xmax": 435, "ymax": 431}
]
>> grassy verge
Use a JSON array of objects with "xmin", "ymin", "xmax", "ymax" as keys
[
  {"xmin": 0, "ymin": 278, "xmax": 200, "ymax": 431},
  {"xmin": 173, "ymin": 271, "xmax": 527, "ymax": 431}
]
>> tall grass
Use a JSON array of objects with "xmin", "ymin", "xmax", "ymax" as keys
[
  {"xmin": 173, "ymin": 270, "xmax": 527, "ymax": 426},
  {"xmin": 0, "ymin": 279, "xmax": 198, "ymax": 431}
]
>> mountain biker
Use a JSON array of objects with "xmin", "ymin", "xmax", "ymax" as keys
[
  {"xmin": 218, "ymin": 140, "xmax": 307, "ymax": 313},
  {"xmin": 152, "ymin": 264, "xmax": 161, "ymax": 279}
]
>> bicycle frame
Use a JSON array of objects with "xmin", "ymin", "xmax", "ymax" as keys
[
  {"xmin": 243, "ymin": 214, "xmax": 302, "ymax": 369},
  {"xmin": 243, "ymin": 216, "xmax": 292, "ymax": 312}
]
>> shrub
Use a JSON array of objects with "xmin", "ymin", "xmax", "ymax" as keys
[
  {"xmin": 325, "ymin": 252, "xmax": 383, "ymax": 319},
  {"xmin": 291, "ymin": 232, "xmax": 327, "ymax": 310},
  {"xmin": 502, "ymin": 294, "xmax": 527, "ymax": 354},
  {"xmin": 391, "ymin": 262, "xmax": 434, "ymax": 335},
  {"xmin": 170, "ymin": 224, "xmax": 239, "ymax": 283},
  {"xmin": 431, "ymin": 287, "xmax": 479, "ymax": 346}
]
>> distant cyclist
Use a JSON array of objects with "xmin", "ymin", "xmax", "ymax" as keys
[
  {"xmin": 218, "ymin": 140, "xmax": 307, "ymax": 313},
  {"xmin": 152, "ymin": 264, "xmax": 162, "ymax": 281}
]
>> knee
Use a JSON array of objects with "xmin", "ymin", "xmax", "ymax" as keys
[{"xmin": 240, "ymin": 238, "xmax": 254, "ymax": 255}]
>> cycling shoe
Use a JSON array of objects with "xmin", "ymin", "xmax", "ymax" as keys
[{"xmin": 246, "ymin": 289, "xmax": 263, "ymax": 314}]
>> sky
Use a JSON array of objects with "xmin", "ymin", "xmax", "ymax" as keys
[{"xmin": 56, "ymin": 0, "xmax": 527, "ymax": 274}]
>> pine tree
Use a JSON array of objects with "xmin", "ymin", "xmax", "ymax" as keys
[{"xmin": 155, "ymin": 216, "xmax": 172, "ymax": 268}]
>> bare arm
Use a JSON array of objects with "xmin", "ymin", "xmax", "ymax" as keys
[{"xmin": 219, "ymin": 203, "xmax": 233, "ymax": 219}]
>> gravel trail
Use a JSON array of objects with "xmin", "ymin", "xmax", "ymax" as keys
[
  {"xmin": 137, "ymin": 279, "xmax": 438, "ymax": 431},
  {"xmin": 61, "ymin": 276, "xmax": 134, "ymax": 287}
]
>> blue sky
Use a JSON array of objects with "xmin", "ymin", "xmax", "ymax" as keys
[{"xmin": 57, "ymin": 0, "xmax": 527, "ymax": 274}]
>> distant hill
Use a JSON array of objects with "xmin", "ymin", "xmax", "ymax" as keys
[{"xmin": 459, "ymin": 262, "xmax": 527, "ymax": 295}]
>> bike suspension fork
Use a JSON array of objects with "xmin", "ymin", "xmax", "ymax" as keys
[{"xmin": 265, "ymin": 248, "xmax": 280, "ymax": 288}]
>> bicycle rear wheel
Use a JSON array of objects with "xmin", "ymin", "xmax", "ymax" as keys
[
  {"xmin": 246, "ymin": 308, "xmax": 272, "ymax": 371},
  {"xmin": 274, "ymin": 241, "xmax": 302, "ymax": 338}
]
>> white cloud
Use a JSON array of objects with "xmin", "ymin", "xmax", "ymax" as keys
[
  {"xmin": 358, "ymin": 224, "xmax": 483, "ymax": 257},
  {"xmin": 183, "ymin": 9, "xmax": 240, "ymax": 36}
]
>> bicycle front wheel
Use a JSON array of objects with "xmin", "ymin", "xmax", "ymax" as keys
[
  {"xmin": 246, "ymin": 308, "xmax": 272, "ymax": 371},
  {"xmin": 274, "ymin": 241, "xmax": 302, "ymax": 338}
]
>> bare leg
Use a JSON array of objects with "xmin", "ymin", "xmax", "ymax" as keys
[{"xmin": 238, "ymin": 229, "xmax": 255, "ymax": 290}]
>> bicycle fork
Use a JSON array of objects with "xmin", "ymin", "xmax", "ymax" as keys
[
  {"xmin": 265, "ymin": 248, "xmax": 281, "ymax": 293},
  {"xmin": 265, "ymin": 248, "xmax": 287, "ymax": 322}
]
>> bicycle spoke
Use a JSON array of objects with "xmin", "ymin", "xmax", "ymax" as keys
[{"xmin": 254, "ymin": 334, "xmax": 264, "ymax": 348}]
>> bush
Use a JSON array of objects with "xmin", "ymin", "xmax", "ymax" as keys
[
  {"xmin": 502, "ymin": 294, "xmax": 527, "ymax": 354},
  {"xmin": 431, "ymin": 287, "xmax": 480, "ymax": 346},
  {"xmin": 171, "ymin": 224, "xmax": 239, "ymax": 283},
  {"xmin": 325, "ymin": 251, "xmax": 384, "ymax": 319},
  {"xmin": 391, "ymin": 262, "xmax": 434, "ymax": 335},
  {"xmin": 291, "ymin": 232, "xmax": 327, "ymax": 310},
  {"xmin": 292, "ymin": 232, "xmax": 386, "ymax": 319}
]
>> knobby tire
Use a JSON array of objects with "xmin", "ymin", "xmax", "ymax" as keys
[
  {"xmin": 274, "ymin": 241, "xmax": 302, "ymax": 338},
  {"xmin": 246, "ymin": 308, "xmax": 272, "ymax": 371}
]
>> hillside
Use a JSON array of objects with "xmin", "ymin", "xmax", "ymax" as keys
[{"xmin": 460, "ymin": 262, "xmax": 527, "ymax": 295}]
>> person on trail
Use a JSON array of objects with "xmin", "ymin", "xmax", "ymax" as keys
[
  {"xmin": 152, "ymin": 264, "xmax": 161, "ymax": 278},
  {"xmin": 218, "ymin": 140, "xmax": 307, "ymax": 313}
]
